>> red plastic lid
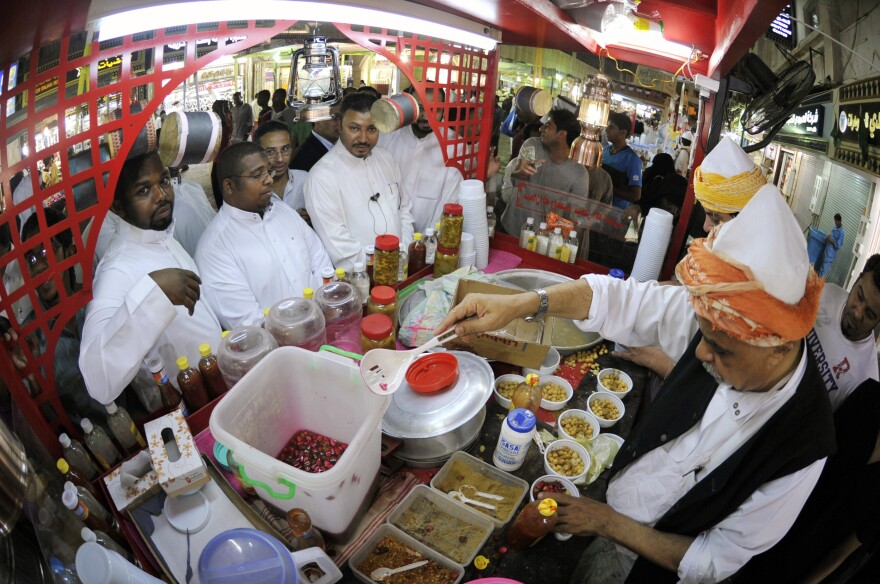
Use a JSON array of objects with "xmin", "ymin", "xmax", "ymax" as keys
[
  {"xmin": 361, "ymin": 314, "xmax": 393, "ymax": 340},
  {"xmin": 436, "ymin": 245, "xmax": 458, "ymax": 255},
  {"xmin": 405, "ymin": 353, "xmax": 459, "ymax": 393},
  {"xmin": 370, "ymin": 286, "xmax": 397, "ymax": 305},
  {"xmin": 374, "ymin": 234, "xmax": 400, "ymax": 251},
  {"xmin": 443, "ymin": 203, "xmax": 463, "ymax": 215}
]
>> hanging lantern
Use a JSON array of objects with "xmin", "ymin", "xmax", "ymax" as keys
[
  {"xmin": 570, "ymin": 74, "xmax": 612, "ymax": 168},
  {"xmin": 288, "ymin": 34, "xmax": 343, "ymax": 122}
]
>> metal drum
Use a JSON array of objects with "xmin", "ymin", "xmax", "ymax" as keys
[
  {"xmin": 107, "ymin": 102, "xmax": 157, "ymax": 159},
  {"xmin": 158, "ymin": 111, "xmax": 223, "ymax": 168},
  {"xmin": 371, "ymin": 93, "xmax": 419, "ymax": 133},
  {"xmin": 515, "ymin": 86, "xmax": 552, "ymax": 117}
]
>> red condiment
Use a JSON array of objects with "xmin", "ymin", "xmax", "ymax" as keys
[
  {"xmin": 505, "ymin": 498, "xmax": 558, "ymax": 550},
  {"xmin": 408, "ymin": 233, "xmax": 427, "ymax": 275},
  {"xmin": 176, "ymin": 356, "xmax": 210, "ymax": 411},
  {"xmin": 198, "ymin": 343, "xmax": 229, "ymax": 399},
  {"xmin": 147, "ymin": 358, "xmax": 188, "ymax": 417}
]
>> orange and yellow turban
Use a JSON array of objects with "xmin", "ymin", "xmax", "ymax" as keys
[{"xmin": 693, "ymin": 165, "xmax": 767, "ymax": 215}]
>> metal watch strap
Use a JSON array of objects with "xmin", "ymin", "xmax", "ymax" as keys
[{"xmin": 525, "ymin": 288, "xmax": 549, "ymax": 322}]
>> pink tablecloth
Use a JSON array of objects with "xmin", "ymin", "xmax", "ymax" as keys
[{"xmin": 483, "ymin": 248, "xmax": 523, "ymax": 273}]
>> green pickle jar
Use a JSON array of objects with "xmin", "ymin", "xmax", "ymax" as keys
[
  {"xmin": 373, "ymin": 234, "xmax": 400, "ymax": 287},
  {"xmin": 361, "ymin": 314, "xmax": 396, "ymax": 352},
  {"xmin": 433, "ymin": 245, "xmax": 460, "ymax": 278},
  {"xmin": 439, "ymin": 203, "xmax": 464, "ymax": 249}
]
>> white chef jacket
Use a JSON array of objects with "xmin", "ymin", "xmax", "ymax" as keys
[
  {"xmin": 195, "ymin": 196, "xmax": 332, "ymax": 329},
  {"xmin": 379, "ymin": 127, "xmax": 464, "ymax": 233},
  {"xmin": 305, "ymin": 142, "xmax": 415, "ymax": 271},
  {"xmin": 281, "ymin": 169, "xmax": 309, "ymax": 213},
  {"xmin": 577, "ymin": 274, "xmax": 827, "ymax": 583},
  {"xmin": 172, "ymin": 179, "xmax": 216, "ymax": 258},
  {"xmin": 80, "ymin": 221, "xmax": 222, "ymax": 404},
  {"xmin": 809, "ymin": 283, "xmax": 879, "ymax": 410}
]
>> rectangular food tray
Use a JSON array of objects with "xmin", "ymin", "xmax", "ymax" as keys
[{"xmin": 348, "ymin": 523, "xmax": 464, "ymax": 584}]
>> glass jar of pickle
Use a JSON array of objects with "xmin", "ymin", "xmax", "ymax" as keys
[
  {"xmin": 433, "ymin": 245, "xmax": 460, "ymax": 278},
  {"xmin": 439, "ymin": 203, "xmax": 464, "ymax": 249},
  {"xmin": 367, "ymin": 286, "xmax": 399, "ymax": 330},
  {"xmin": 361, "ymin": 314, "xmax": 395, "ymax": 352},
  {"xmin": 373, "ymin": 234, "xmax": 400, "ymax": 287}
]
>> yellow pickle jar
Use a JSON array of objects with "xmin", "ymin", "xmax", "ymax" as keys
[
  {"xmin": 373, "ymin": 234, "xmax": 400, "ymax": 287},
  {"xmin": 367, "ymin": 286, "xmax": 399, "ymax": 330},
  {"xmin": 361, "ymin": 314, "xmax": 396, "ymax": 352},
  {"xmin": 439, "ymin": 203, "xmax": 464, "ymax": 249},
  {"xmin": 433, "ymin": 245, "xmax": 460, "ymax": 278}
]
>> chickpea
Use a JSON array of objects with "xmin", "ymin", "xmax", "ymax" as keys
[
  {"xmin": 601, "ymin": 370, "xmax": 629, "ymax": 393},
  {"xmin": 589, "ymin": 398, "xmax": 620, "ymax": 420},
  {"xmin": 561, "ymin": 416, "xmax": 594, "ymax": 440},
  {"xmin": 541, "ymin": 382, "xmax": 567, "ymax": 402},
  {"xmin": 496, "ymin": 380, "xmax": 519, "ymax": 399},
  {"xmin": 547, "ymin": 446, "xmax": 585, "ymax": 476}
]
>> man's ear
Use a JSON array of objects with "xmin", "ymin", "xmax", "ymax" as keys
[{"xmin": 110, "ymin": 199, "xmax": 125, "ymax": 219}]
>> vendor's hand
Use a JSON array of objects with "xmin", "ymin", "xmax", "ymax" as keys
[
  {"xmin": 613, "ymin": 346, "xmax": 675, "ymax": 379},
  {"xmin": 512, "ymin": 158, "xmax": 539, "ymax": 179},
  {"xmin": 149, "ymin": 268, "xmax": 202, "ymax": 315},
  {"xmin": 4, "ymin": 329, "xmax": 29, "ymax": 370},
  {"xmin": 539, "ymin": 493, "xmax": 610, "ymax": 537},
  {"xmin": 487, "ymin": 148, "xmax": 501, "ymax": 180},
  {"xmin": 435, "ymin": 292, "xmax": 535, "ymax": 337},
  {"xmin": 825, "ymin": 234, "xmax": 832, "ymax": 243}
]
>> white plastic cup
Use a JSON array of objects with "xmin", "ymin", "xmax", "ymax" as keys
[
  {"xmin": 76, "ymin": 542, "xmax": 165, "ymax": 584},
  {"xmin": 459, "ymin": 232, "xmax": 476, "ymax": 254},
  {"xmin": 459, "ymin": 179, "xmax": 485, "ymax": 198},
  {"xmin": 458, "ymin": 252, "xmax": 477, "ymax": 268}
]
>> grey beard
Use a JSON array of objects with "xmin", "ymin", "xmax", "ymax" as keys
[{"xmin": 702, "ymin": 361, "xmax": 725, "ymax": 385}]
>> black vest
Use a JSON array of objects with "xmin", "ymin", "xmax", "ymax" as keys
[{"xmin": 612, "ymin": 333, "xmax": 836, "ymax": 583}]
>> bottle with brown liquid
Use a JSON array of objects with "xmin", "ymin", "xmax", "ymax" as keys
[
  {"xmin": 176, "ymin": 356, "xmax": 210, "ymax": 412},
  {"xmin": 286, "ymin": 508, "xmax": 326, "ymax": 551},
  {"xmin": 505, "ymin": 498, "xmax": 558, "ymax": 550},
  {"xmin": 57, "ymin": 458, "xmax": 98, "ymax": 498},
  {"xmin": 147, "ymin": 357, "xmax": 189, "ymax": 417},
  {"xmin": 198, "ymin": 343, "xmax": 229, "ymax": 399},
  {"xmin": 408, "ymin": 232, "xmax": 426, "ymax": 275},
  {"xmin": 510, "ymin": 373, "xmax": 542, "ymax": 414}
]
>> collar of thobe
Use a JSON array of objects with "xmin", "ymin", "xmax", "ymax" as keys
[
  {"xmin": 118, "ymin": 219, "xmax": 175, "ymax": 244},
  {"xmin": 219, "ymin": 197, "xmax": 280, "ymax": 224}
]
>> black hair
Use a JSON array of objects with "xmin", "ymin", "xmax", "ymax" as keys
[
  {"xmin": 255, "ymin": 90, "xmax": 271, "ymax": 103},
  {"xmin": 114, "ymin": 150, "xmax": 163, "ymax": 204},
  {"xmin": 834, "ymin": 213, "xmax": 842, "ymax": 221},
  {"xmin": 523, "ymin": 122, "xmax": 543, "ymax": 139},
  {"xmin": 22, "ymin": 206, "xmax": 72, "ymax": 248},
  {"xmin": 217, "ymin": 142, "xmax": 266, "ymax": 184},
  {"xmin": 253, "ymin": 120, "xmax": 291, "ymax": 144},
  {"xmin": 862, "ymin": 254, "xmax": 880, "ymax": 291},
  {"xmin": 404, "ymin": 85, "xmax": 446, "ymax": 102},
  {"xmin": 0, "ymin": 220, "xmax": 11, "ymax": 250},
  {"xmin": 607, "ymin": 112, "xmax": 632, "ymax": 137},
  {"xmin": 547, "ymin": 109, "xmax": 581, "ymax": 148},
  {"xmin": 340, "ymin": 92, "xmax": 377, "ymax": 116},
  {"xmin": 681, "ymin": 136, "xmax": 692, "ymax": 147},
  {"xmin": 358, "ymin": 86, "xmax": 382, "ymax": 100}
]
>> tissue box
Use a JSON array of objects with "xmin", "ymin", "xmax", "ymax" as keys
[
  {"xmin": 103, "ymin": 451, "xmax": 160, "ymax": 511},
  {"xmin": 144, "ymin": 409, "xmax": 209, "ymax": 496}
]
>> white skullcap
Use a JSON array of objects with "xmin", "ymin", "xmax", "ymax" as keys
[
  {"xmin": 700, "ymin": 135, "xmax": 756, "ymax": 178},
  {"xmin": 712, "ymin": 184, "xmax": 810, "ymax": 304}
]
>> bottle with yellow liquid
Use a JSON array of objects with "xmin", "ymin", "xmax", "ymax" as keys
[{"xmin": 510, "ymin": 373, "xmax": 542, "ymax": 414}]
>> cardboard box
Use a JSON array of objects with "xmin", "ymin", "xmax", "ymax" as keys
[
  {"xmin": 449, "ymin": 279, "xmax": 552, "ymax": 369},
  {"xmin": 144, "ymin": 409, "xmax": 209, "ymax": 496},
  {"xmin": 103, "ymin": 451, "xmax": 160, "ymax": 511}
]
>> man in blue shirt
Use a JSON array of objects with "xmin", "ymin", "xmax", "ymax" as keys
[
  {"xmin": 602, "ymin": 111, "xmax": 643, "ymax": 209},
  {"xmin": 819, "ymin": 213, "xmax": 844, "ymax": 277}
]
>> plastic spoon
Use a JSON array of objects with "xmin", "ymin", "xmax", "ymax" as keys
[
  {"xmin": 447, "ymin": 490, "xmax": 497, "ymax": 512},
  {"xmin": 370, "ymin": 560, "xmax": 429, "ymax": 580},
  {"xmin": 359, "ymin": 330, "xmax": 457, "ymax": 395}
]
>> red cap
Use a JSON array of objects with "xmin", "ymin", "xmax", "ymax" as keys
[
  {"xmin": 405, "ymin": 353, "xmax": 459, "ymax": 393},
  {"xmin": 436, "ymin": 245, "xmax": 458, "ymax": 255},
  {"xmin": 361, "ymin": 314, "xmax": 393, "ymax": 340},
  {"xmin": 443, "ymin": 203, "xmax": 463, "ymax": 215},
  {"xmin": 374, "ymin": 234, "xmax": 400, "ymax": 251},
  {"xmin": 370, "ymin": 286, "xmax": 397, "ymax": 305}
]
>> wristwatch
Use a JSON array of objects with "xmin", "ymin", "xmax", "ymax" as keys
[{"xmin": 524, "ymin": 288, "xmax": 549, "ymax": 322}]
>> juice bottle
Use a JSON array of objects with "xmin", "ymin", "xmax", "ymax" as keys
[
  {"xmin": 287, "ymin": 508, "xmax": 326, "ymax": 551},
  {"xmin": 147, "ymin": 357, "xmax": 189, "ymax": 417},
  {"xmin": 58, "ymin": 434, "xmax": 99, "ymax": 480},
  {"xmin": 57, "ymin": 458, "xmax": 98, "ymax": 498},
  {"xmin": 80, "ymin": 418, "xmax": 121, "ymax": 471},
  {"xmin": 334, "ymin": 267, "xmax": 350, "ymax": 284},
  {"xmin": 547, "ymin": 227, "xmax": 564, "ymax": 259},
  {"xmin": 505, "ymin": 498, "xmax": 558, "ymax": 550},
  {"xmin": 198, "ymin": 343, "xmax": 229, "ymax": 399},
  {"xmin": 408, "ymin": 232, "xmax": 426, "ymax": 275},
  {"xmin": 535, "ymin": 222, "xmax": 550, "ymax": 255},
  {"xmin": 510, "ymin": 373, "xmax": 542, "ymax": 414},
  {"xmin": 424, "ymin": 228, "xmax": 438, "ymax": 264},
  {"xmin": 519, "ymin": 217, "xmax": 536, "ymax": 250},
  {"xmin": 177, "ymin": 356, "xmax": 210, "ymax": 411},
  {"xmin": 105, "ymin": 402, "xmax": 146, "ymax": 455}
]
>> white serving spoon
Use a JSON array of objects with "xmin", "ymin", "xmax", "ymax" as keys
[
  {"xmin": 370, "ymin": 560, "xmax": 429, "ymax": 581},
  {"xmin": 359, "ymin": 330, "xmax": 457, "ymax": 395}
]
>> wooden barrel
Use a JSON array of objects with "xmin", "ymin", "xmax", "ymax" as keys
[
  {"xmin": 515, "ymin": 86, "xmax": 552, "ymax": 117},
  {"xmin": 371, "ymin": 93, "xmax": 419, "ymax": 133},
  {"xmin": 158, "ymin": 111, "xmax": 223, "ymax": 168},
  {"xmin": 107, "ymin": 102, "xmax": 157, "ymax": 159}
]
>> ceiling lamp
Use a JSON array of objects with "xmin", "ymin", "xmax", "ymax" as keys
[
  {"xmin": 570, "ymin": 74, "xmax": 612, "ymax": 168},
  {"xmin": 288, "ymin": 34, "xmax": 342, "ymax": 122}
]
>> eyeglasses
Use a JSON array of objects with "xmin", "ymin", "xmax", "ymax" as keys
[
  {"xmin": 263, "ymin": 145, "xmax": 292, "ymax": 158},
  {"xmin": 231, "ymin": 169, "xmax": 275, "ymax": 181},
  {"xmin": 24, "ymin": 246, "xmax": 48, "ymax": 268}
]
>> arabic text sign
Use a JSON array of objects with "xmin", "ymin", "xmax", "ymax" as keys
[{"xmin": 838, "ymin": 102, "xmax": 880, "ymax": 147}]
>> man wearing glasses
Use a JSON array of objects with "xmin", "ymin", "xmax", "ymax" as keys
[
  {"xmin": 254, "ymin": 120, "xmax": 309, "ymax": 222},
  {"xmin": 195, "ymin": 142, "xmax": 333, "ymax": 330},
  {"xmin": 79, "ymin": 150, "xmax": 223, "ymax": 406}
]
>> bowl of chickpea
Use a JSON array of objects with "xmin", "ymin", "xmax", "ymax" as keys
[
  {"xmin": 597, "ymin": 368, "xmax": 633, "ymax": 398},
  {"xmin": 493, "ymin": 374, "xmax": 525, "ymax": 409},
  {"xmin": 557, "ymin": 409, "xmax": 600, "ymax": 444},
  {"xmin": 587, "ymin": 391, "xmax": 625, "ymax": 428},
  {"xmin": 538, "ymin": 375, "xmax": 573, "ymax": 411},
  {"xmin": 543, "ymin": 439, "xmax": 591, "ymax": 483}
]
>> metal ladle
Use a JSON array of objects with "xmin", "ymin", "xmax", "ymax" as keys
[{"xmin": 370, "ymin": 560, "xmax": 429, "ymax": 580}]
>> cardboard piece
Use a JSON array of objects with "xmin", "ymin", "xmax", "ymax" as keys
[
  {"xmin": 144, "ymin": 409, "xmax": 209, "ymax": 496},
  {"xmin": 103, "ymin": 451, "xmax": 160, "ymax": 511},
  {"xmin": 449, "ymin": 279, "xmax": 552, "ymax": 369}
]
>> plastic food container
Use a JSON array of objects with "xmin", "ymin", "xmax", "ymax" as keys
[
  {"xmin": 265, "ymin": 297, "xmax": 326, "ymax": 351},
  {"xmin": 538, "ymin": 375, "xmax": 573, "ymax": 411},
  {"xmin": 543, "ymin": 439, "xmax": 591, "ymax": 484},
  {"xmin": 387, "ymin": 485, "xmax": 493, "ymax": 568},
  {"xmin": 493, "ymin": 374, "xmax": 525, "ymax": 409},
  {"xmin": 348, "ymin": 523, "xmax": 464, "ymax": 584},
  {"xmin": 597, "ymin": 368, "xmax": 633, "ymax": 398},
  {"xmin": 314, "ymin": 281, "xmax": 362, "ymax": 353},
  {"xmin": 557, "ymin": 409, "xmax": 600, "ymax": 444},
  {"xmin": 217, "ymin": 326, "xmax": 279, "ymax": 387},
  {"xmin": 587, "ymin": 391, "xmax": 625, "ymax": 428},
  {"xmin": 430, "ymin": 451, "xmax": 529, "ymax": 529},
  {"xmin": 374, "ymin": 234, "xmax": 401, "ymax": 287},
  {"xmin": 210, "ymin": 347, "xmax": 391, "ymax": 539}
]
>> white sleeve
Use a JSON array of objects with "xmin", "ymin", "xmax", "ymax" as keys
[
  {"xmin": 79, "ymin": 272, "xmax": 176, "ymax": 404},
  {"xmin": 304, "ymin": 169, "xmax": 364, "ymax": 270},
  {"xmin": 394, "ymin": 162, "xmax": 416, "ymax": 248},
  {"xmin": 677, "ymin": 458, "xmax": 826, "ymax": 583},
  {"xmin": 298, "ymin": 214, "xmax": 333, "ymax": 284},
  {"xmin": 195, "ymin": 239, "xmax": 263, "ymax": 330},
  {"xmin": 577, "ymin": 275, "xmax": 697, "ymax": 362}
]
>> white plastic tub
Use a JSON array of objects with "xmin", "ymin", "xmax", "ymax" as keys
[{"xmin": 210, "ymin": 347, "xmax": 390, "ymax": 539}]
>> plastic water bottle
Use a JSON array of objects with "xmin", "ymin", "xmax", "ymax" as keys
[
  {"xmin": 547, "ymin": 227, "xmax": 564, "ymax": 260},
  {"xmin": 350, "ymin": 262, "xmax": 370, "ymax": 306},
  {"xmin": 519, "ymin": 217, "xmax": 536, "ymax": 250},
  {"xmin": 424, "ymin": 228, "xmax": 438, "ymax": 264},
  {"xmin": 535, "ymin": 222, "xmax": 549, "ymax": 255}
]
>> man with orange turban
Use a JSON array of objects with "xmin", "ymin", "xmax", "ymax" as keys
[{"xmin": 438, "ymin": 185, "xmax": 835, "ymax": 583}]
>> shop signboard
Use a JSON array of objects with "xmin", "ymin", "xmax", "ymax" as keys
[
  {"xmin": 766, "ymin": 3, "xmax": 796, "ymax": 49},
  {"xmin": 838, "ymin": 101, "xmax": 880, "ymax": 147},
  {"xmin": 781, "ymin": 104, "xmax": 826, "ymax": 136}
]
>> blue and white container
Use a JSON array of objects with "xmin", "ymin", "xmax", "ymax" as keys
[{"xmin": 492, "ymin": 408, "xmax": 537, "ymax": 471}]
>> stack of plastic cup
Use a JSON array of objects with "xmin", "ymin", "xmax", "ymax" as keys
[
  {"xmin": 458, "ymin": 179, "xmax": 490, "ymax": 269},
  {"xmin": 629, "ymin": 208, "xmax": 674, "ymax": 282},
  {"xmin": 459, "ymin": 232, "xmax": 476, "ymax": 267}
]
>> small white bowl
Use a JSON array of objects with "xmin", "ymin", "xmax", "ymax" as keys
[
  {"xmin": 557, "ymin": 409, "xmax": 600, "ymax": 443},
  {"xmin": 522, "ymin": 347, "xmax": 561, "ymax": 376},
  {"xmin": 538, "ymin": 375, "xmax": 573, "ymax": 411},
  {"xmin": 543, "ymin": 439, "xmax": 591, "ymax": 483},
  {"xmin": 597, "ymin": 368, "xmax": 633, "ymax": 398},
  {"xmin": 530, "ymin": 474, "xmax": 580, "ymax": 541},
  {"xmin": 493, "ymin": 374, "xmax": 524, "ymax": 409},
  {"xmin": 587, "ymin": 391, "xmax": 625, "ymax": 428}
]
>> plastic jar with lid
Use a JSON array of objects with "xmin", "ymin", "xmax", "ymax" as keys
[
  {"xmin": 314, "ymin": 281, "xmax": 362, "ymax": 353},
  {"xmin": 361, "ymin": 314, "xmax": 395, "ymax": 352},
  {"xmin": 367, "ymin": 286, "xmax": 398, "ymax": 330},
  {"xmin": 433, "ymin": 245, "xmax": 460, "ymax": 278},
  {"xmin": 265, "ymin": 296, "xmax": 327, "ymax": 351},
  {"xmin": 439, "ymin": 203, "xmax": 464, "ymax": 249},
  {"xmin": 373, "ymin": 234, "xmax": 400, "ymax": 286}
]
